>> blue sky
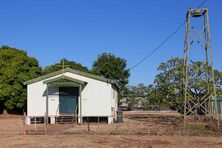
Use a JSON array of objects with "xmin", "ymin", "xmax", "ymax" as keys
[{"xmin": 0, "ymin": 0, "xmax": 221, "ymax": 85}]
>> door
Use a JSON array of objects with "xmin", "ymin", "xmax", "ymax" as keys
[{"xmin": 59, "ymin": 87, "xmax": 78, "ymax": 114}]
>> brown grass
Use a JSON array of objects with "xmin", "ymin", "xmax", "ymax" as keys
[{"xmin": 0, "ymin": 111, "xmax": 222, "ymax": 148}]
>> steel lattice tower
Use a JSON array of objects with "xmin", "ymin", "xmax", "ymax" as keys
[{"xmin": 183, "ymin": 8, "xmax": 219, "ymax": 126}]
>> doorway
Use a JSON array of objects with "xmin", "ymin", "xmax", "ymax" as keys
[{"xmin": 59, "ymin": 87, "xmax": 78, "ymax": 114}]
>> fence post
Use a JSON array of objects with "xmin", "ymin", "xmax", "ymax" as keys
[
  {"xmin": 87, "ymin": 117, "xmax": 90, "ymax": 134},
  {"xmin": 35, "ymin": 117, "xmax": 36, "ymax": 133}
]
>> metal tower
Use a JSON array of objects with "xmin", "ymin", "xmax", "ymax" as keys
[{"xmin": 183, "ymin": 8, "xmax": 219, "ymax": 125}]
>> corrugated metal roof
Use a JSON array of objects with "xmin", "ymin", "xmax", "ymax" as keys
[{"xmin": 23, "ymin": 67, "xmax": 119, "ymax": 90}]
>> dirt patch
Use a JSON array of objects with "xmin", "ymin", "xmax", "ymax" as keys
[{"xmin": 1, "ymin": 111, "xmax": 222, "ymax": 148}]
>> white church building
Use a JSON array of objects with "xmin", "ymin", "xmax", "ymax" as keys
[{"xmin": 24, "ymin": 68, "xmax": 119, "ymax": 124}]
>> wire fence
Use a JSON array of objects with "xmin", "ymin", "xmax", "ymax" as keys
[{"xmin": 1, "ymin": 112, "xmax": 222, "ymax": 137}]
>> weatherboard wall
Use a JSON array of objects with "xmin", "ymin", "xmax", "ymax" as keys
[
  {"xmin": 65, "ymin": 72, "xmax": 114, "ymax": 117},
  {"xmin": 27, "ymin": 72, "xmax": 118, "ymax": 123}
]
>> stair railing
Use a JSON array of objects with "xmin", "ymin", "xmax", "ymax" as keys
[{"xmin": 72, "ymin": 106, "xmax": 78, "ymax": 123}]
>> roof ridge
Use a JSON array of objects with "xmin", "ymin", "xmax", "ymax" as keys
[
  {"xmin": 24, "ymin": 67, "xmax": 116, "ymax": 85},
  {"xmin": 43, "ymin": 75, "xmax": 87, "ymax": 85},
  {"xmin": 65, "ymin": 67, "xmax": 115, "ymax": 81}
]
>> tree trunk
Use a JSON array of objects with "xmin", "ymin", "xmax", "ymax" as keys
[{"xmin": 3, "ymin": 109, "xmax": 8, "ymax": 115}]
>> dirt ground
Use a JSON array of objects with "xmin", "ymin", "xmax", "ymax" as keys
[{"xmin": 0, "ymin": 111, "xmax": 222, "ymax": 148}]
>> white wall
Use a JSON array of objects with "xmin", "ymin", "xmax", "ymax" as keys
[
  {"xmin": 65, "ymin": 72, "xmax": 112, "ymax": 117},
  {"xmin": 27, "ymin": 81, "xmax": 46, "ymax": 116},
  {"xmin": 27, "ymin": 72, "xmax": 116, "ymax": 120},
  {"xmin": 48, "ymin": 86, "xmax": 59, "ymax": 116}
]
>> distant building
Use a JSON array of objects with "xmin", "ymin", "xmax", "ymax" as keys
[{"xmin": 24, "ymin": 68, "xmax": 119, "ymax": 124}]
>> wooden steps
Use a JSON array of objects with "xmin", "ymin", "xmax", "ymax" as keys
[{"xmin": 56, "ymin": 115, "xmax": 77, "ymax": 124}]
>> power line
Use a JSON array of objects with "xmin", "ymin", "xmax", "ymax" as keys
[{"xmin": 129, "ymin": 0, "xmax": 208, "ymax": 71}]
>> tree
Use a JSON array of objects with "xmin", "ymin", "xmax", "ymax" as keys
[
  {"xmin": 140, "ymin": 84, "xmax": 161, "ymax": 110},
  {"xmin": 125, "ymin": 84, "xmax": 149, "ymax": 110},
  {"xmin": 124, "ymin": 84, "xmax": 162, "ymax": 110},
  {"xmin": 213, "ymin": 69, "xmax": 222, "ymax": 95},
  {"xmin": 43, "ymin": 58, "xmax": 90, "ymax": 74},
  {"xmin": 154, "ymin": 57, "xmax": 184, "ymax": 111},
  {"xmin": 0, "ymin": 46, "xmax": 42, "ymax": 112},
  {"xmin": 154, "ymin": 57, "xmax": 222, "ymax": 113},
  {"xmin": 92, "ymin": 53, "xmax": 130, "ymax": 100}
]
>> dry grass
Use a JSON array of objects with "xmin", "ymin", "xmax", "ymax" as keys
[{"xmin": 0, "ymin": 111, "xmax": 222, "ymax": 148}]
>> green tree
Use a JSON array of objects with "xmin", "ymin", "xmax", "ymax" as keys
[
  {"xmin": 0, "ymin": 46, "xmax": 42, "ymax": 112},
  {"xmin": 92, "ymin": 53, "xmax": 130, "ymax": 100},
  {"xmin": 43, "ymin": 58, "xmax": 90, "ymax": 74},
  {"xmin": 154, "ymin": 57, "xmax": 184, "ymax": 111},
  {"xmin": 213, "ymin": 69, "xmax": 222, "ymax": 95},
  {"xmin": 124, "ymin": 84, "xmax": 162, "ymax": 110},
  {"xmin": 154, "ymin": 57, "xmax": 222, "ymax": 113},
  {"xmin": 125, "ymin": 84, "xmax": 149, "ymax": 110},
  {"xmin": 140, "ymin": 84, "xmax": 160, "ymax": 110}
]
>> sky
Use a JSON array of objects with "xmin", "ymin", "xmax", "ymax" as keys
[{"xmin": 0, "ymin": 0, "xmax": 221, "ymax": 85}]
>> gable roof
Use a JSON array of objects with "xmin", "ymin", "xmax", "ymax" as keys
[
  {"xmin": 43, "ymin": 75, "xmax": 87, "ymax": 85},
  {"xmin": 24, "ymin": 68, "xmax": 119, "ymax": 89}
]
